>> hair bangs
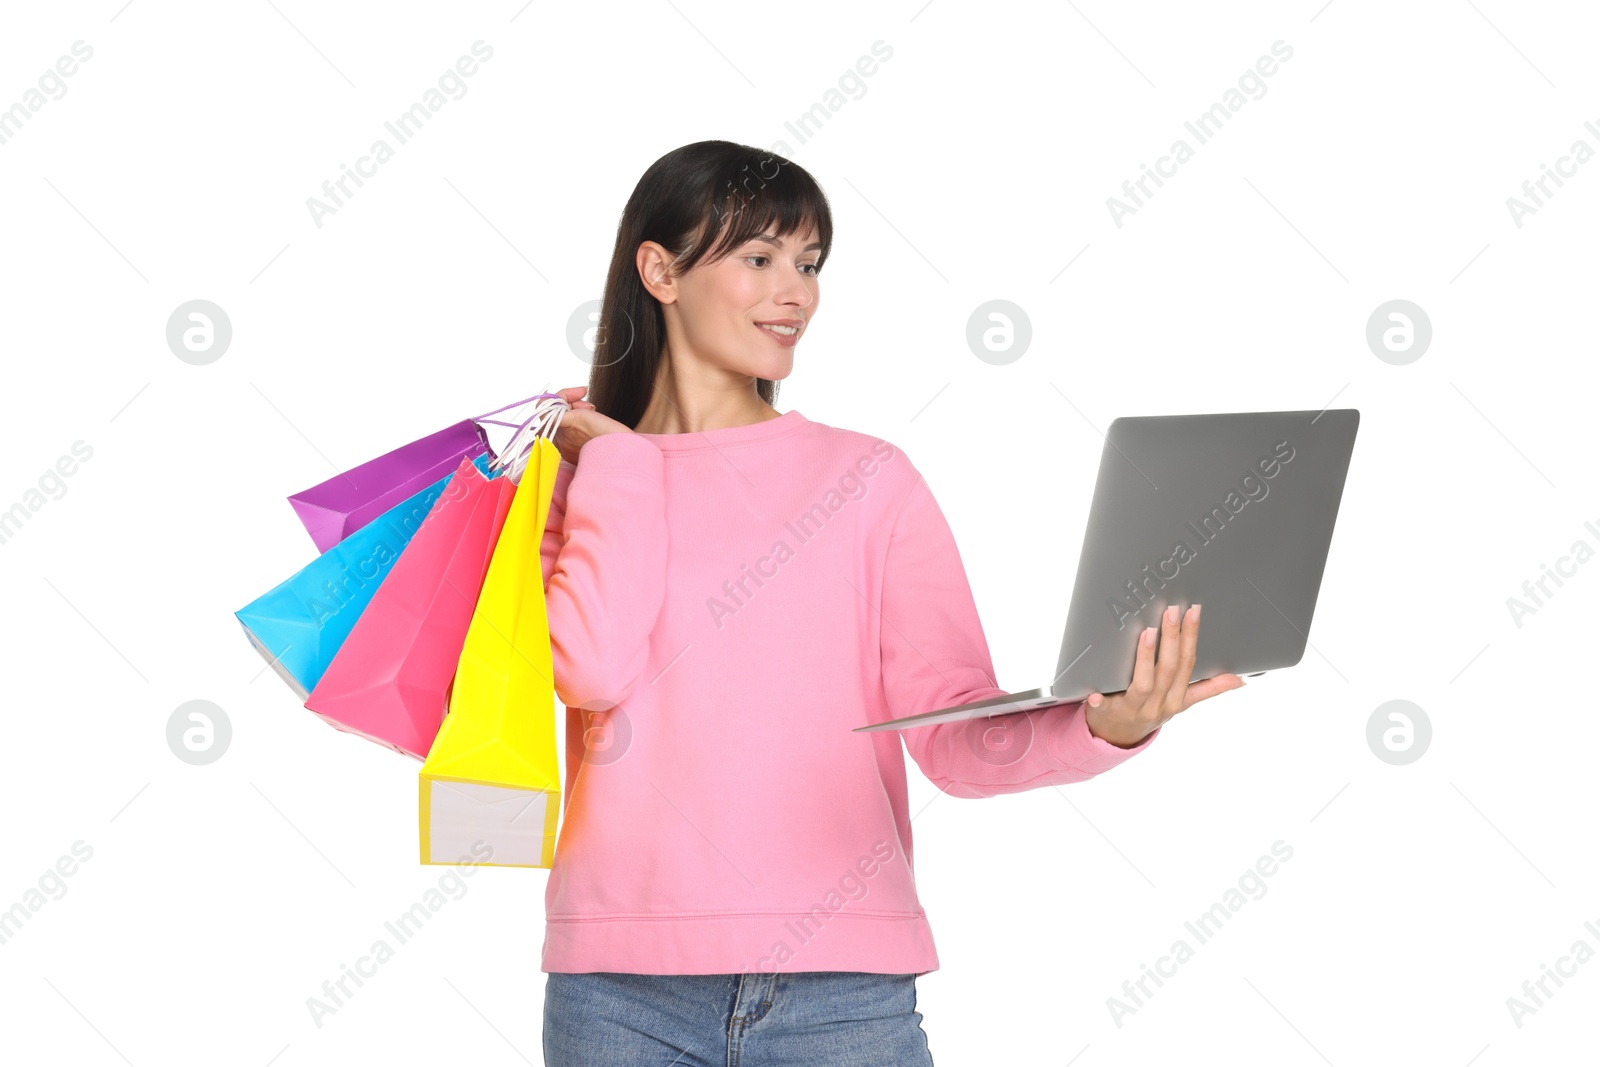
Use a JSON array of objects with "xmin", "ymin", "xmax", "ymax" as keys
[{"xmin": 685, "ymin": 154, "xmax": 833, "ymax": 273}]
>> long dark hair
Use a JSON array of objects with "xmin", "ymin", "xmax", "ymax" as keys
[{"xmin": 587, "ymin": 140, "xmax": 834, "ymax": 429}]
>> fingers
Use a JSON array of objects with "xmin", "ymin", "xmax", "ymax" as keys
[
  {"xmin": 1180, "ymin": 672, "xmax": 1243, "ymax": 710},
  {"xmin": 1162, "ymin": 603, "xmax": 1201, "ymax": 710},
  {"xmin": 1155, "ymin": 604, "xmax": 1186, "ymax": 693},
  {"xmin": 1127, "ymin": 620, "xmax": 1158, "ymax": 700},
  {"xmin": 555, "ymin": 386, "xmax": 595, "ymax": 415}
]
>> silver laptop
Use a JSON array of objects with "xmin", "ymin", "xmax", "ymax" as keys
[{"xmin": 855, "ymin": 408, "xmax": 1360, "ymax": 733}]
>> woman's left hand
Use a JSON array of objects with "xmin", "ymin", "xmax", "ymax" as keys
[{"xmin": 1082, "ymin": 602, "xmax": 1245, "ymax": 749}]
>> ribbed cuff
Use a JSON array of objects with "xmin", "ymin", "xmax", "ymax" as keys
[{"xmin": 1045, "ymin": 700, "xmax": 1160, "ymax": 775}]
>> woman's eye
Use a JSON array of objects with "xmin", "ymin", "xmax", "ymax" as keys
[{"xmin": 746, "ymin": 255, "xmax": 819, "ymax": 276}]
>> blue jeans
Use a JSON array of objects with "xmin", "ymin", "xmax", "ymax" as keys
[{"xmin": 542, "ymin": 970, "xmax": 936, "ymax": 1066}]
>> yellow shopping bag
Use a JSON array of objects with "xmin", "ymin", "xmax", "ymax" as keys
[{"xmin": 419, "ymin": 429, "xmax": 562, "ymax": 868}]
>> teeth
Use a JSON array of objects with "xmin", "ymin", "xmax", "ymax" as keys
[{"xmin": 759, "ymin": 324, "xmax": 798, "ymax": 336}]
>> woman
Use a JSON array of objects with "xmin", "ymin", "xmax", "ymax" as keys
[{"xmin": 536, "ymin": 140, "xmax": 1243, "ymax": 1066}]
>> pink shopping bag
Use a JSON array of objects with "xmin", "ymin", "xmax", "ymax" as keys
[{"xmin": 302, "ymin": 454, "xmax": 516, "ymax": 759}]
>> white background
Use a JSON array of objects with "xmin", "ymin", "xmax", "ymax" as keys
[{"xmin": 1, "ymin": 1, "xmax": 1596, "ymax": 1064}]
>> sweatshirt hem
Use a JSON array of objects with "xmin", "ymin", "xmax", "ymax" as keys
[{"xmin": 541, "ymin": 910, "xmax": 941, "ymax": 976}]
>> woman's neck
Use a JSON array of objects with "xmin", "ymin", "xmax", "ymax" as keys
[{"xmin": 633, "ymin": 390, "xmax": 779, "ymax": 435}]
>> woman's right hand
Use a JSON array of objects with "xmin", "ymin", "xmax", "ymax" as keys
[
  {"xmin": 550, "ymin": 385, "xmax": 633, "ymax": 466},
  {"xmin": 1081, "ymin": 602, "xmax": 1244, "ymax": 748}
]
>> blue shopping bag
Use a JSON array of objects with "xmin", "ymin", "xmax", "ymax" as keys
[{"xmin": 237, "ymin": 453, "xmax": 496, "ymax": 699}]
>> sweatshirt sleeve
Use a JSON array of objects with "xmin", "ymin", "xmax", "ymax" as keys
[
  {"xmin": 538, "ymin": 432, "xmax": 669, "ymax": 712},
  {"xmin": 876, "ymin": 471, "xmax": 1159, "ymax": 799}
]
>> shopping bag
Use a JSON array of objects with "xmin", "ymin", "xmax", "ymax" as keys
[
  {"xmin": 235, "ymin": 453, "xmax": 493, "ymax": 700},
  {"xmin": 288, "ymin": 421, "xmax": 487, "ymax": 554},
  {"xmin": 286, "ymin": 393, "xmax": 543, "ymax": 553},
  {"xmin": 419, "ymin": 402, "xmax": 566, "ymax": 868},
  {"xmin": 302, "ymin": 454, "xmax": 516, "ymax": 759}
]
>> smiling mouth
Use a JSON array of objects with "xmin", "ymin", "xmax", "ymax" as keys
[{"xmin": 757, "ymin": 324, "xmax": 800, "ymax": 337}]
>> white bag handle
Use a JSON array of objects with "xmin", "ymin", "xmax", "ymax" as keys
[{"xmin": 489, "ymin": 390, "xmax": 571, "ymax": 483}]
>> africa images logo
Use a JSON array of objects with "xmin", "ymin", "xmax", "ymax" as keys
[{"xmin": 1105, "ymin": 439, "xmax": 1295, "ymax": 629}]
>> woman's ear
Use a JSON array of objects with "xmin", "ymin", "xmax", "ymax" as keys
[{"xmin": 636, "ymin": 241, "xmax": 678, "ymax": 305}]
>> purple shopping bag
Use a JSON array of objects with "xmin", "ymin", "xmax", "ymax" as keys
[{"xmin": 286, "ymin": 393, "xmax": 547, "ymax": 553}]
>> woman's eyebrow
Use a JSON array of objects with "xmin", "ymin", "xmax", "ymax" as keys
[{"xmin": 750, "ymin": 232, "xmax": 824, "ymax": 252}]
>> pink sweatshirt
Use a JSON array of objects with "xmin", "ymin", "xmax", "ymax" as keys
[{"xmin": 536, "ymin": 408, "xmax": 1158, "ymax": 975}]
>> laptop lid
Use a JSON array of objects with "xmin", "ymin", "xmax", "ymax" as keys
[{"xmin": 1050, "ymin": 407, "xmax": 1359, "ymax": 702}]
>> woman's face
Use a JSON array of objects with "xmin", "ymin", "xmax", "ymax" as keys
[{"xmin": 654, "ymin": 223, "xmax": 821, "ymax": 383}]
